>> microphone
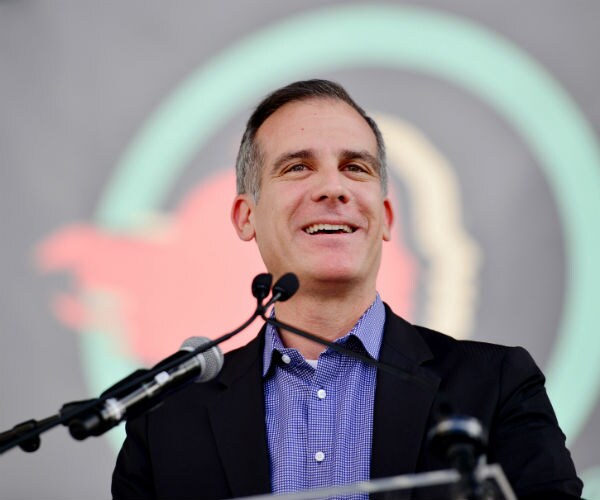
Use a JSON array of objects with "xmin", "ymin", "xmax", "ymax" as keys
[
  {"xmin": 149, "ymin": 336, "xmax": 223, "ymax": 383},
  {"xmin": 102, "ymin": 336, "xmax": 223, "ymax": 418},
  {"xmin": 272, "ymin": 273, "xmax": 299, "ymax": 301},
  {"xmin": 252, "ymin": 273, "xmax": 273, "ymax": 302},
  {"xmin": 263, "ymin": 272, "xmax": 299, "ymax": 308},
  {"xmin": 98, "ymin": 336, "xmax": 222, "ymax": 401},
  {"xmin": 68, "ymin": 337, "xmax": 223, "ymax": 440},
  {"xmin": 428, "ymin": 416, "xmax": 487, "ymax": 500}
]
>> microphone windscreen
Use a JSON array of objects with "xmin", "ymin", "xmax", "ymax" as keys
[
  {"xmin": 181, "ymin": 336, "xmax": 212, "ymax": 351},
  {"xmin": 181, "ymin": 336, "xmax": 224, "ymax": 382},
  {"xmin": 272, "ymin": 273, "xmax": 299, "ymax": 302},
  {"xmin": 251, "ymin": 273, "xmax": 273, "ymax": 300}
]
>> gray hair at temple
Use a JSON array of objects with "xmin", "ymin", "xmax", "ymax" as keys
[{"xmin": 235, "ymin": 79, "xmax": 388, "ymax": 201}]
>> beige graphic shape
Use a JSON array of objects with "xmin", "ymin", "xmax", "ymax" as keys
[{"xmin": 376, "ymin": 114, "xmax": 482, "ymax": 339}]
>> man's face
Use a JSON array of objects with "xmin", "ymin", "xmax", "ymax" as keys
[{"xmin": 232, "ymin": 98, "xmax": 393, "ymax": 291}]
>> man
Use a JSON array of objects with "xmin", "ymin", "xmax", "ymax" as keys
[{"xmin": 112, "ymin": 80, "xmax": 582, "ymax": 499}]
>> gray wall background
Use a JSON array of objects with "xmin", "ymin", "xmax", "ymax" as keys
[{"xmin": 1, "ymin": 1, "xmax": 599, "ymax": 498}]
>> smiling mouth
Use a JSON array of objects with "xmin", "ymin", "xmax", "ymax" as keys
[{"xmin": 303, "ymin": 223, "xmax": 356, "ymax": 235}]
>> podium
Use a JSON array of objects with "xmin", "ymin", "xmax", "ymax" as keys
[{"xmin": 234, "ymin": 463, "xmax": 516, "ymax": 500}]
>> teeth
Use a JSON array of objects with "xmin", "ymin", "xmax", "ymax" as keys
[{"xmin": 304, "ymin": 223, "xmax": 354, "ymax": 234}]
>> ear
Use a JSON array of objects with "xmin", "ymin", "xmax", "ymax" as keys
[
  {"xmin": 382, "ymin": 197, "xmax": 394, "ymax": 242},
  {"xmin": 231, "ymin": 194, "xmax": 256, "ymax": 241}
]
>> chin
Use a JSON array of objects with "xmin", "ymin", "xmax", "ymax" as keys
[{"xmin": 301, "ymin": 265, "xmax": 363, "ymax": 286}]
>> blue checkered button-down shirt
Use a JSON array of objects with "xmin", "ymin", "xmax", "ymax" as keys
[{"xmin": 262, "ymin": 296, "xmax": 385, "ymax": 497}]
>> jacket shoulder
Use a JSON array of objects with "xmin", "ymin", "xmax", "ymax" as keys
[{"xmin": 414, "ymin": 323, "xmax": 538, "ymax": 373}]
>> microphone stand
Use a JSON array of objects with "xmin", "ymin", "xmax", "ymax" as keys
[
  {"xmin": 0, "ymin": 325, "xmax": 240, "ymax": 454},
  {"xmin": 0, "ymin": 276, "xmax": 272, "ymax": 455}
]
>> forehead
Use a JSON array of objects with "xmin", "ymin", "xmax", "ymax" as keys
[{"xmin": 254, "ymin": 98, "xmax": 378, "ymax": 160}]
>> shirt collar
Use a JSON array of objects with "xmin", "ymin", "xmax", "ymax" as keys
[{"xmin": 262, "ymin": 294, "xmax": 386, "ymax": 377}]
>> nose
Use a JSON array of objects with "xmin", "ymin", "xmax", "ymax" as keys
[{"xmin": 311, "ymin": 169, "xmax": 350, "ymax": 203}]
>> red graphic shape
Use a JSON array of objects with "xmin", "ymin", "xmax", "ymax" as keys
[{"xmin": 37, "ymin": 169, "xmax": 416, "ymax": 364}]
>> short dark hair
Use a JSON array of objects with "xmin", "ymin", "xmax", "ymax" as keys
[{"xmin": 235, "ymin": 79, "xmax": 387, "ymax": 200}]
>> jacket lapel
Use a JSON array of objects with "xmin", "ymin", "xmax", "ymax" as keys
[
  {"xmin": 371, "ymin": 305, "xmax": 441, "ymax": 480},
  {"xmin": 208, "ymin": 332, "xmax": 272, "ymax": 498}
]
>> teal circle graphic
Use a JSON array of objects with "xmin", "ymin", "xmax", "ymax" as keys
[{"xmin": 85, "ymin": 4, "xmax": 600, "ymax": 465}]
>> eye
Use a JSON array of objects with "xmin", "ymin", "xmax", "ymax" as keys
[
  {"xmin": 343, "ymin": 163, "xmax": 368, "ymax": 173},
  {"xmin": 286, "ymin": 163, "xmax": 308, "ymax": 173}
]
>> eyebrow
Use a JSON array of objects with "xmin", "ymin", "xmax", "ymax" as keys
[
  {"xmin": 270, "ymin": 149, "xmax": 380, "ymax": 174},
  {"xmin": 339, "ymin": 149, "xmax": 381, "ymax": 171},
  {"xmin": 271, "ymin": 149, "xmax": 316, "ymax": 174}
]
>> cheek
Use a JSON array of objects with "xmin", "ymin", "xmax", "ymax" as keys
[
  {"xmin": 252, "ymin": 201, "xmax": 287, "ymax": 244},
  {"xmin": 271, "ymin": 188, "xmax": 306, "ymax": 219}
]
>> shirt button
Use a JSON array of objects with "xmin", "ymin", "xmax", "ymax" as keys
[
  {"xmin": 314, "ymin": 451, "xmax": 325, "ymax": 462},
  {"xmin": 281, "ymin": 354, "xmax": 291, "ymax": 364},
  {"xmin": 317, "ymin": 389, "xmax": 327, "ymax": 399}
]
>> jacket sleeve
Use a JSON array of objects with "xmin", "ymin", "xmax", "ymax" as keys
[
  {"xmin": 111, "ymin": 415, "xmax": 156, "ymax": 500},
  {"xmin": 489, "ymin": 346, "xmax": 583, "ymax": 499}
]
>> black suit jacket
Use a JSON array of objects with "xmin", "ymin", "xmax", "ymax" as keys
[{"xmin": 112, "ymin": 306, "xmax": 582, "ymax": 499}]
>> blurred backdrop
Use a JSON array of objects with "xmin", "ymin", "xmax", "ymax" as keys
[{"xmin": 1, "ymin": 1, "xmax": 599, "ymax": 498}]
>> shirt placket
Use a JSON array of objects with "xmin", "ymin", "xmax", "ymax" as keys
[{"xmin": 305, "ymin": 351, "xmax": 338, "ymax": 489}]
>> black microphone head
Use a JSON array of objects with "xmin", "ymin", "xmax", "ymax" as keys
[
  {"xmin": 272, "ymin": 273, "xmax": 299, "ymax": 302},
  {"xmin": 427, "ymin": 414, "xmax": 487, "ymax": 466},
  {"xmin": 181, "ymin": 336, "xmax": 224, "ymax": 382},
  {"xmin": 251, "ymin": 273, "xmax": 273, "ymax": 301}
]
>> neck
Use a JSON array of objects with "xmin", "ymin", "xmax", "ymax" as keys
[{"xmin": 273, "ymin": 283, "xmax": 377, "ymax": 359}]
